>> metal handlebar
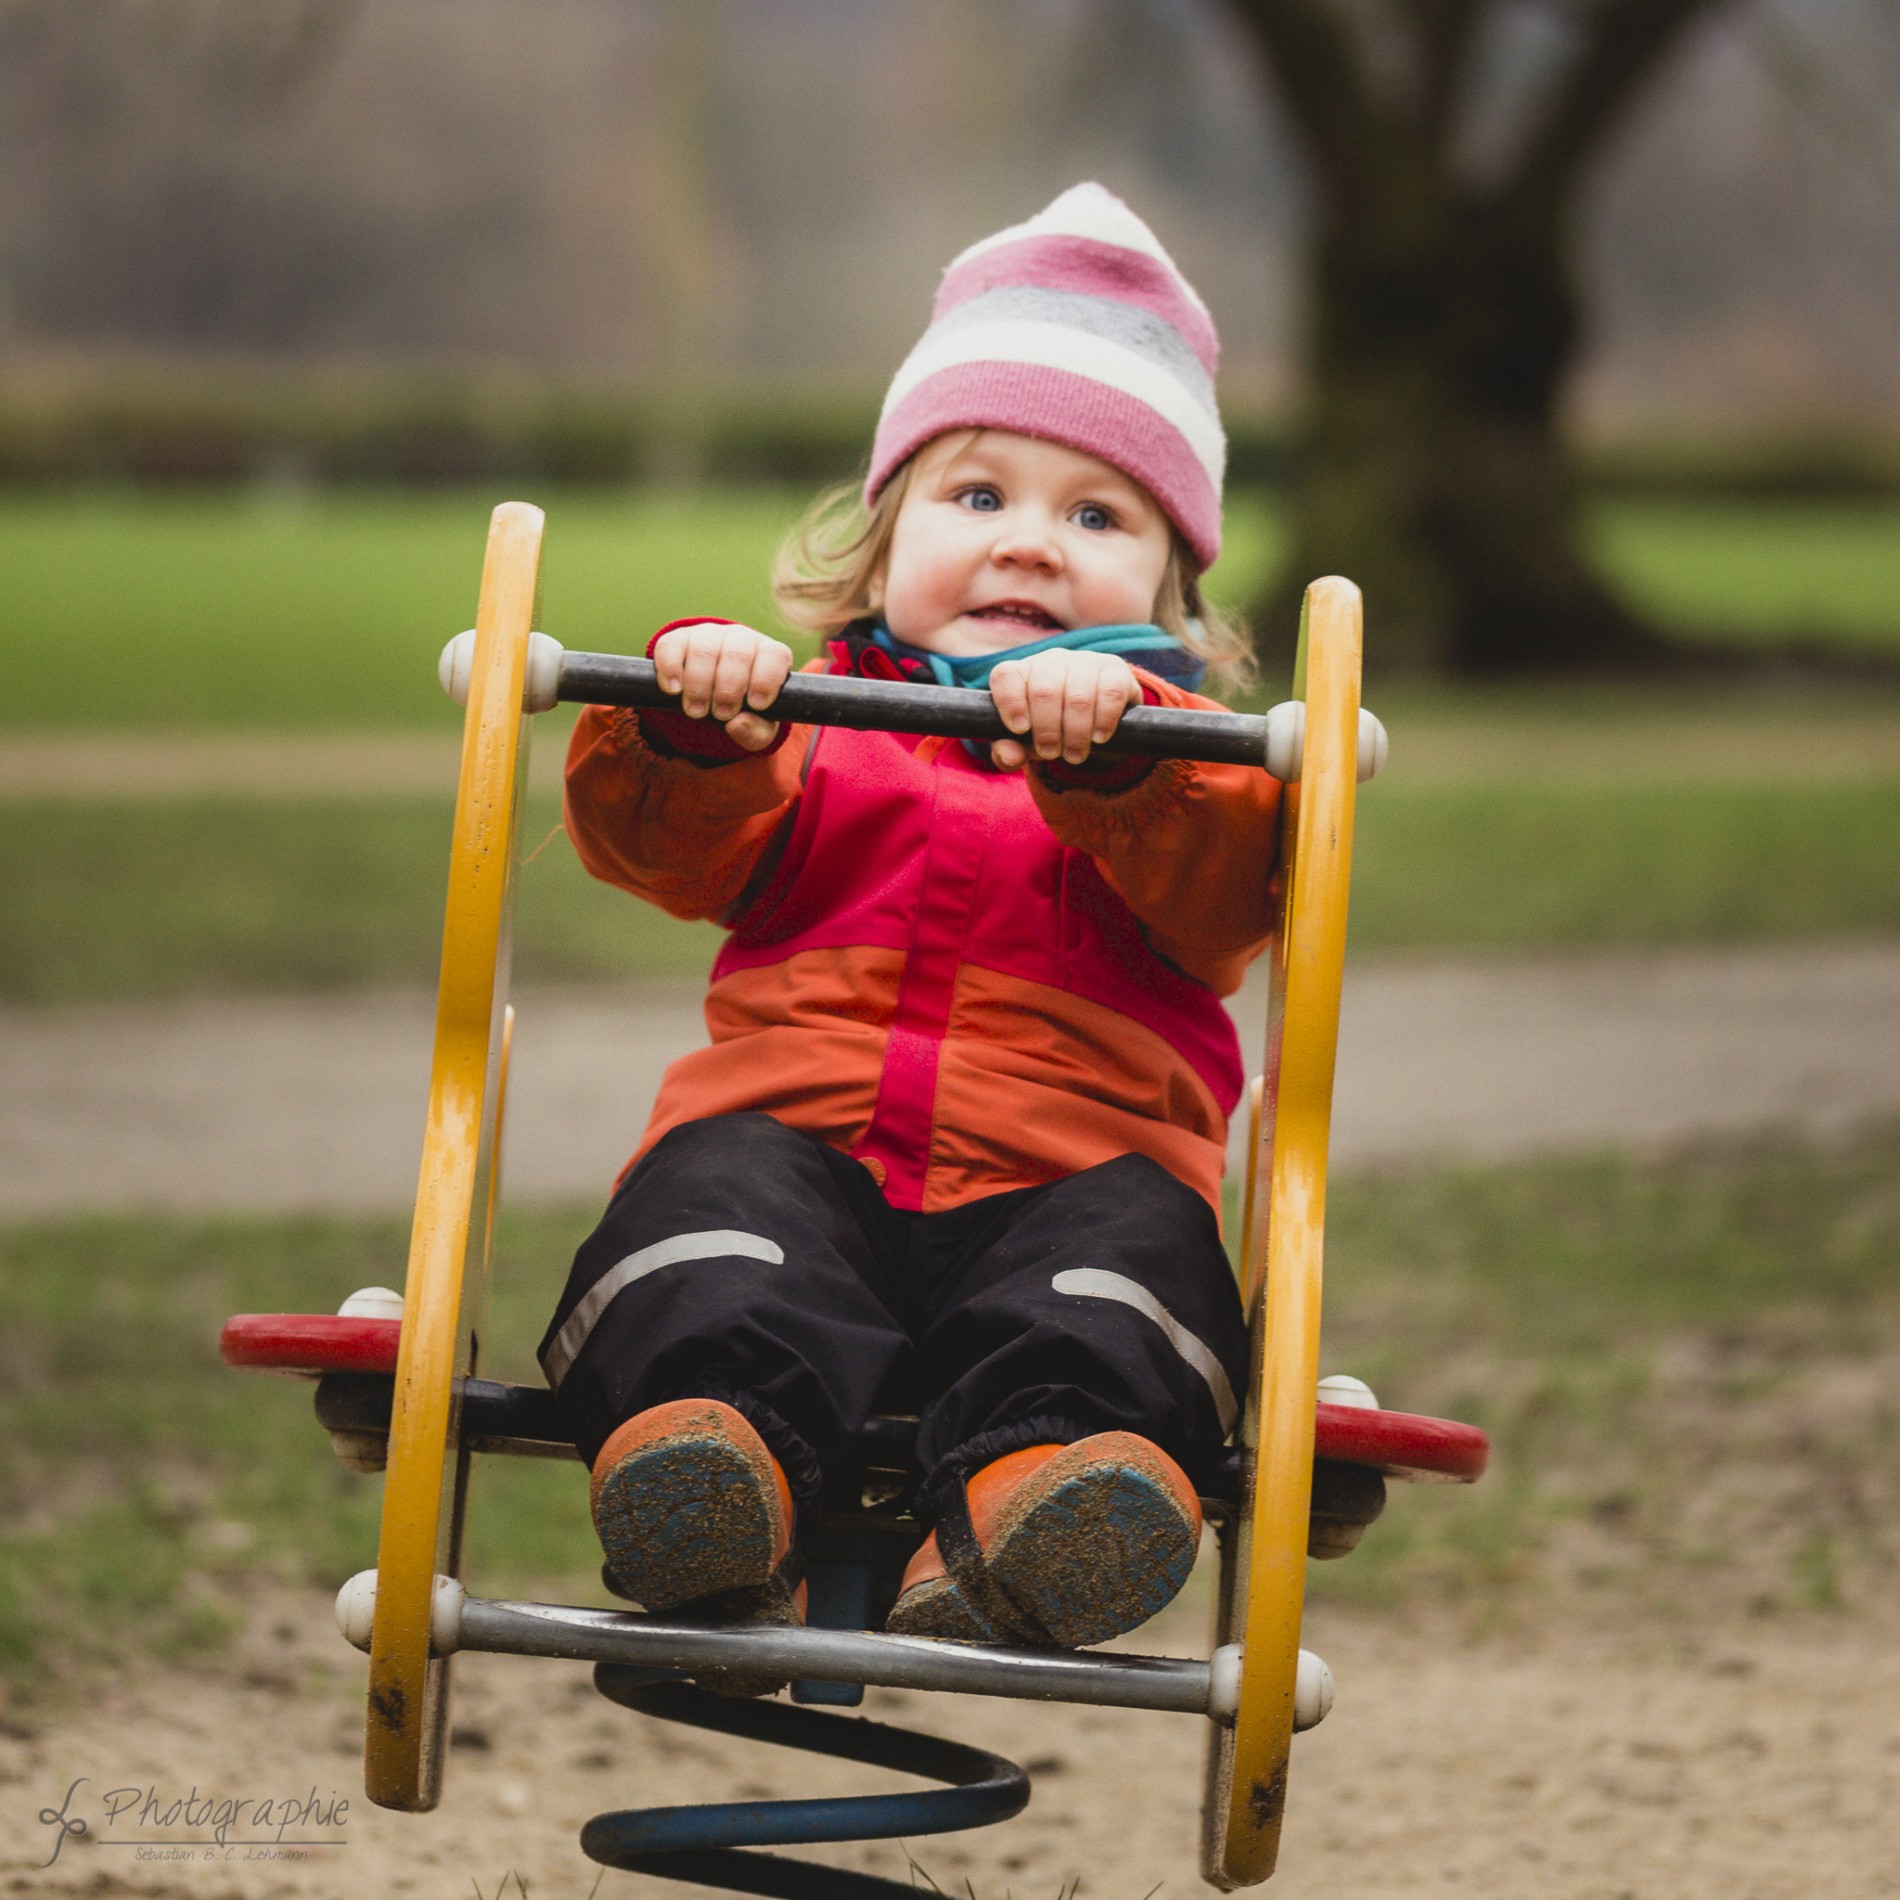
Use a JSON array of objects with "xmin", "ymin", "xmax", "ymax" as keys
[
  {"xmin": 439, "ymin": 631, "xmax": 1387, "ymax": 779},
  {"xmin": 554, "ymin": 650, "xmax": 1273, "ymax": 768}
]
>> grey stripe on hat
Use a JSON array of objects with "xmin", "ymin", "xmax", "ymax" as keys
[
  {"xmin": 543, "ymin": 1229, "xmax": 785, "ymax": 1391},
  {"xmin": 1050, "ymin": 1267, "xmax": 1238, "ymax": 1433},
  {"xmin": 931, "ymin": 284, "xmax": 1219, "ymax": 423}
]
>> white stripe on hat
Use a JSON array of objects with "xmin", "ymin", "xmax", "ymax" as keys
[
  {"xmin": 881, "ymin": 318, "xmax": 1226, "ymax": 491},
  {"xmin": 929, "ymin": 286, "xmax": 1219, "ymax": 415}
]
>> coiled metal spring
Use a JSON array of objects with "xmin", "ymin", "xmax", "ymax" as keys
[{"xmin": 583, "ymin": 1667, "xmax": 1030, "ymax": 1898}]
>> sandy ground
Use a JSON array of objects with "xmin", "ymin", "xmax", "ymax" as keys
[
  {"xmin": 4, "ymin": 940, "xmax": 1899, "ymax": 1216},
  {"xmin": 4, "ymin": 1577, "xmax": 1896, "ymax": 1900}
]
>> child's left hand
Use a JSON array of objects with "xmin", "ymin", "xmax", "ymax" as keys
[{"xmin": 988, "ymin": 650, "xmax": 1143, "ymax": 772}]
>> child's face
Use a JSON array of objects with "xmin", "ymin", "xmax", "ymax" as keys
[{"xmin": 873, "ymin": 431, "xmax": 1174, "ymax": 656}]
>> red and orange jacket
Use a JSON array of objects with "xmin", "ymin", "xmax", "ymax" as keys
[{"xmin": 565, "ymin": 635, "xmax": 1283, "ymax": 1215}]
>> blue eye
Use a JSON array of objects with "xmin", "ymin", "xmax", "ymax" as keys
[
  {"xmin": 1073, "ymin": 503, "xmax": 1114, "ymax": 532},
  {"xmin": 959, "ymin": 486, "xmax": 1003, "ymax": 513}
]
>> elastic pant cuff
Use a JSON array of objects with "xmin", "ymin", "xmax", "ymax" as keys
[
  {"xmin": 692, "ymin": 1380, "xmax": 825, "ymax": 1505},
  {"xmin": 916, "ymin": 1414, "xmax": 1093, "ymax": 1526}
]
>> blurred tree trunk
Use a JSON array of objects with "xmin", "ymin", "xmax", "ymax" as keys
[
  {"xmin": 1225, "ymin": 0, "xmax": 1735, "ymax": 672},
  {"xmin": 633, "ymin": 0, "xmax": 728, "ymax": 482}
]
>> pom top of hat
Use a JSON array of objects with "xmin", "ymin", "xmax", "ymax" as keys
[{"xmin": 948, "ymin": 182, "xmax": 1212, "ymax": 317}]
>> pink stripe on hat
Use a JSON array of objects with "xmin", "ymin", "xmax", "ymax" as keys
[
  {"xmin": 873, "ymin": 360, "xmax": 1221, "ymax": 573},
  {"xmin": 936, "ymin": 233, "xmax": 1218, "ymax": 376},
  {"xmin": 868, "ymin": 183, "xmax": 1225, "ymax": 570}
]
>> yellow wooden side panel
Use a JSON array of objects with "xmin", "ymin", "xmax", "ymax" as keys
[
  {"xmin": 1203, "ymin": 577, "xmax": 1362, "ymax": 1888},
  {"xmin": 365, "ymin": 502, "xmax": 542, "ymax": 1812}
]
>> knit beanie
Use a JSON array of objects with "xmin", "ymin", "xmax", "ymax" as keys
[{"xmin": 866, "ymin": 182, "xmax": 1225, "ymax": 570}]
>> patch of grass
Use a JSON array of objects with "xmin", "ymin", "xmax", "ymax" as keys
[
  {"xmin": 0, "ymin": 488, "xmax": 1283, "ymax": 734},
  {"xmin": 0, "ymin": 795, "xmax": 718, "ymax": 1003},
  {"xmin": 1353, "ymin": 778, "xmax": 1900, "ymax": 952},
  {"xmin": 3, "ymin": 489, "xmax": 1896, "ymax": 741},
  {"xmin": 0, "ymin": 1203, "xmax": 601, "ymax": 1698},
  {"xmin": 1308, "ymin": 1130, "xmax": 1900, "ymax": 1616},
  {"xmin": 1590, "ymin": 499, "xmax": 1900, "ymax": 652},
  {"xmin": 6, "ymin": 776, "xmax": 1900, "ymax": 1004},
  {"xmin": 1357, "ymin": 676, "xmax": 1900, "ymax": 782},
  {"xmin": 0, "ymin": 488, "xmax": 800, "ymax": 734},
  {"xmin": 5, "ymin": 1130, "xmax": 1898, "ymax": 1696}
]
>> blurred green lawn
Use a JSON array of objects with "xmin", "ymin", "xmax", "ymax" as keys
[
  {"xmin": 0, "ymin": 487, "xmax": 1288, "ymax": 731},
  {"xmin": 5, "ymin": 1126, "xmax": 1893, "ymax": 1695},
  {"xmin": 3, "ymin": 489, "xmax": 1897, "ymax": 733},
  {"xmin": 1591, "ymin": 499, "xmax": 1900, "ymax": 652},
  {"xmin": 0, "ymin": 488, "xmax": 810, "ymax": 733}
]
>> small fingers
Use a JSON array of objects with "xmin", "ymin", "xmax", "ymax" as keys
[
  {"xmin": 724, "ymin": 711, "xmax": 783, "ymax": 752},
  {"xmin": 1061, "ymin": 663, "xmax": 1105, "ymax": 763},
  {"xmin": 1021, "ymin": 653, "xmax": 1073, "ymax": 760},
  {"xmin": 1091, "ymin": 664, "xmax": 1140, "ymax": 750},
  {"xmin": 657, "ymin": 624, "xmax": 792, "ymax": 724},
  {"xmin": 651, "ymin": 627, "xmax": 692, "ymax": 694},
  {"xmin": 988, "ymin": 662, "xmax": 1032, "ymax": 735},
  {"xmin": 746, "ymin": 641, "xmax": 794, "ymax": 712},
  {"xmin": 673, "ymin": 627, "xmax": 726, "ymax": 718},
  {"xmin": 1020, "ymin": 654, "xmax": 1139, "ymax": 764},
  {"xmin": 709, "ymin": 636, "xmax": 759, "ymax": 722}
]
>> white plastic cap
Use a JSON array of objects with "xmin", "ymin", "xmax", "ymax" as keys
[
  {"xmin": 437, "ymin": 630, "xmax": 564, "ymax": 714},
  {"xmin": 333, "ymin": 1569, "xmax": 466, "ymax": 1656},
  {"xmin": 337, "ymin": 1286, "xmax": 404, "ymax": 1321},
  {"xmin": 1207, "ymin": 1642, "xmax": 1243, "ymax": 1722},
  {"xmin": 335, "ymin": 1568, "xmax": 378, "ymax": 1650},
  {"xmin": 1317, "ymin": 1373, "xmax": 1380, "ymax": 1411},
  {"xmin": 1263, "ymin": 700, "xmax": 1305, "ymax": 781},
  {"xmin": 1294, "ymin": 1649, "xmax": 1336, "ymax": 1731},
  {"xmin": 524, "ymin": 632, "xmax": 564, "ymax": 712},
  {"xmin": 1357, "ymin": 708, "xmax": 1389, "ymax": 781},
  {"xmin": 327, "ymin": 1430, "xmax": 388, "ymax": 1474},
  {"xmin": 1263, "ymin": 702, "xmax": 1388, "ymax": 784},
  {"xmin": 1206, "ymin": 1643, "xmax": 1335, "ymax": 1731},
  {"xmin": 431, "ymin": 1574, "xmax": 467, "ymax": 1654},
  {"xmin": 438, "ymin": 630, "xmax": 476, "ymax": 706}
]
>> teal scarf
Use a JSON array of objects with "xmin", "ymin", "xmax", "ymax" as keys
[{"xmin": 870, "ymin": 621, "xmax": 1204, "ymax": 692}]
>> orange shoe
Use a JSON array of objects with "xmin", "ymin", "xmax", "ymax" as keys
[
  {"xmin": 590, "ymin": 1398, "xmax": 803, "ymax": 1694},
  {"xmin": 886, "ymin": 1433, "xmax": 1202, "ymax": 1649}
]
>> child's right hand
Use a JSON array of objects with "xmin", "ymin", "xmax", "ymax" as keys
[{"xmin": 652, "ymin": 622, "xmax": 795, "ymax": 752}]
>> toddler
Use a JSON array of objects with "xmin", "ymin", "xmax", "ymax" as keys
[{"xmin": 540, "ymin": 184, "xmax": 1287, "ymax": 1661}]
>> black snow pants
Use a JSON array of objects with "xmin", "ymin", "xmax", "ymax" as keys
[{"xmin": 537, "ymin": 1112, "xmax": 1248, "ymax": 1519}]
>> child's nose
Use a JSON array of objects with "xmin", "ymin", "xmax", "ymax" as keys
[{"xmin": 991, "ymin": 519, "xmax": 1063, "ymax": 572}]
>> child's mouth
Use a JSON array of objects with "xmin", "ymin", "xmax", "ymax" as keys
[{"xmin": 968, "ymin": 601, "xmax": 1064, "ymax": 632}]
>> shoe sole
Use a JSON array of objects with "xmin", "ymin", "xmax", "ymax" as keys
[
  {"xmin": 884, "ymin": 1573, "xmax": 994, "ymax": 1644},
  {"xmin": 592, "ymin": 1421, "xmax": 784, "ymax": 1612},
  {"xmin": 889, "ymin": 1450, "xmax": 1199, "ymax": 1648}
]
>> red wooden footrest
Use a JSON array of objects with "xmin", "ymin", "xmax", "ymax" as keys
[{"xmin": 220, "ymin": 1314, "xmax": 1489, "ymax": 1483}]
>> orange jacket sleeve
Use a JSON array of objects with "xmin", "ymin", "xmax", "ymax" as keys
[
  {"xmin": 1025, "ymin": 674, "xmax": 1282, "ymax": 996},
  {"xmin": 563, "ymin": 704, "xmax": 809, "ymax": 923}
]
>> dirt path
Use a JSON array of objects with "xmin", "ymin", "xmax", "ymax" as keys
[
  {"xmin": 0, "ymin": 735, "xmax": 563, "ymax": 800},
  {"xmin": 5, "ymin": 1580, "xmax": 1893, "ymax": 1899},
  {"xmin": 7, "ymin": 712, "xmax": 1900, "ymax": 799},
  {"xmin": 5, "ymin": 941, "xmax": 1899, "ymax": 1216}
]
